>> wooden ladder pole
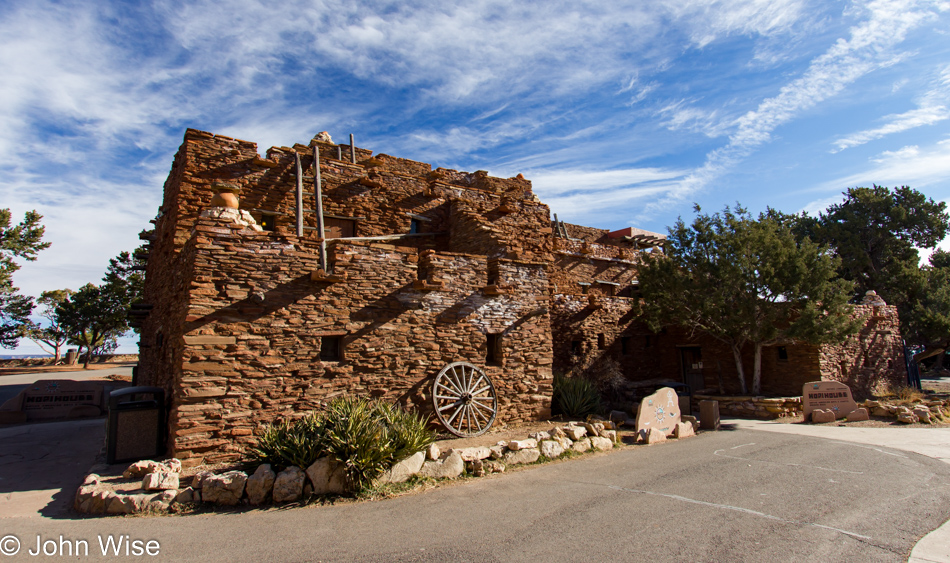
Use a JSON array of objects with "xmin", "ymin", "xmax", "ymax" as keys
[
  {"xmin": 313, "ymin": 144, "xmax": 328, "ymax": 272},
  {"xmin": 294, "ymin": 152, "xmax": 304, "ymax": 237},
  {"xmin": 349, "ymin": 133, "xmax": 356, "ymax": 164}
]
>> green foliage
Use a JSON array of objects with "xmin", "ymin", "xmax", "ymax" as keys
[
  {"xmin": 791, "ymin": 185, "xmax": 949, "ymax": 304},
  {"xmin": 638, "ymin": 204, "xmax": 858, "ymax": 395},
  {"xmin": 903, "ymin": 250, "xmax": 950, "ymax": 352},
  {"xmin": 553, "ymin": 373, "xmax": 602, "ymax": 418},
  {"xmin": 248, "ymin": 412, "xmax": 326, "ymax": 470},
  {"xmin": 55, "ymin": 283, "xmax": 128, "ymax": 368},
  {"xmin": 248, "ymin": 397, "xmax": 435, "ymax": 493},
  {"xmin": 22, "ymin": 289, "xmax": 73, "ymax": 361},
  {"xmin": 0, "ymin": 209, "xmax": 50, "ymax": 348}
]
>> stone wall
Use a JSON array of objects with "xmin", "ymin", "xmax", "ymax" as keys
[
  {"xmin": 691, "ymin": 394, "xmax": 803, "ymax": 419},
  {"xmin": 818, "ymin": 302, "xmax": 906, "ymax": 399},
  {"xmin": 164, "ymin": 216, "xmax": 553, "ymax": 466}
]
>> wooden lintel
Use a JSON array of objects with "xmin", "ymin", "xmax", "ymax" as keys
[{"xmin": 311, "ymin": 269, "xmax": 347, "ymax": 283}]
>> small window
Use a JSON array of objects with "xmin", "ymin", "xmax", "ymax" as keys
[
  {"xmin": 320, "ymin": 336, "xmax": 342, "ymax": 361},
  {"xmin": 260, "ymin": 214, "xmax": 277, "ymax": 232},
  {"xmin": 409, "ymin": 219, "xmax": 421, "ymax": 234},
  {"xmin": 621, "ymin": 336, "xmax": 630, "ymax": 355},
  {"xmin": 777, "ymin": 346, "xmax": 788, "ymax": 361},
  {"xmin": 486, "ymin": 333, "xmax": 501, "ymax": 365},
  {"xmin": 597, "ymin": 333, "xmax": 606, "ymax": 350},
  {"xmin": 571, "ymin": 340, "xmax": 582, "ymax": 355}
]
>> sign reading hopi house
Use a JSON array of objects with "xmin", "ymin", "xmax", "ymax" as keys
[
  {"xmin": 636, "ymin": 387, "xmax": 681, "ymax": 435},
  {"xmin": 802, "ymin": 381, "xmax": 857, "ymax": 419},
  {"xmin": 9, "ymin": 380, "xmax": 105, "ymax": 421}
]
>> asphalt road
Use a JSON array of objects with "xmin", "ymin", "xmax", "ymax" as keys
[{"xmin": 2, "ymin": 428, "xmax": 948, "ymax": 562}]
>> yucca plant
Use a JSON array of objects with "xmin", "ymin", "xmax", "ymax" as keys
[
  {"xmin": 247, "ymin": 412, "xmax": 326, "ymax": 470},
  {"xmin": 553, "ymin": 372, "xmax": 602, "ymax": 418}
]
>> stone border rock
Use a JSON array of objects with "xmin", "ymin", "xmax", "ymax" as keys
[{"xmin": 74, "ymin": 418, "xmax": 700, "ymax": 516}]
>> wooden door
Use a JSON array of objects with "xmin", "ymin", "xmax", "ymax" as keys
[{"xmin": 324, "ymin": 218, "xmax": 355, "ymax": 239}]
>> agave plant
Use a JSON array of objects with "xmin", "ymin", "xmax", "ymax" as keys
[{"xmin": 553, "ymin": 373, "xmax": 602, "ymax": 418}]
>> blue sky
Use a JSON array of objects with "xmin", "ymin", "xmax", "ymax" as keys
[{"xmin": 2, "ymin": 0, "xmax": 949, "ymax": 354}]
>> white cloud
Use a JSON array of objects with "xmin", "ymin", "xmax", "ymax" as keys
[
  {"xmin": 820, "ymin": 139, "xmax": 950, "ymax": 190},
  {"xmin": 641, "ymin": 0, "xmax": 945, "ymax": 218}
]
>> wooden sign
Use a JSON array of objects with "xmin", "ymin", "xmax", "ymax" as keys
[
  {"xmin": 636, "ymin": 387, "xmax": 681, "ymax": 436},
  {"xmin": 802, "ymin": 381, "xmax": 857, "ymax": 419}
]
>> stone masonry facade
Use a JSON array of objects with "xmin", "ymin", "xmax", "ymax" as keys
[{"xmin": 137, "ymin": 129, "xmax": 907, "ymax": 465}]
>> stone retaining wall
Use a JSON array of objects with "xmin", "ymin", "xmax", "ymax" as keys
[{"xmin": 691, "ymin": 394, "xmax": 803, "ymax": 419}]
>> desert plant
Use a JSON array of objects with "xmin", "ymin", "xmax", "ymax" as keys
[
  {"xmin": 248, "ymin": 397, "xmax": 435, "ymax": 493},
  {"xmin": 247, "ymin": 412, "xmax": 326, "ymax": 470},
  {"xmin": 553, "ymin": 372, "xmax": 602, "ymax": 418}
]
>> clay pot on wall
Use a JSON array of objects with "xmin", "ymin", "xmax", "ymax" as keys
[{"xmin": 210, "ymin": 181, "xmax": 241, "ymax": 209}]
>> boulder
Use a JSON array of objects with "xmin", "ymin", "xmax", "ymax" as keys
[
  {"xmin": 82, "ymin": 474, "xmax": 100, "ymax": 486},
  {"xmin": 871, "ymin": 406, "xmax": 890, "ymax": 417},
  {"xmin": 846, "ymin": 408, "xmax": 870, "ymax": 422},
  {"xmin": 379, "ymin": 451, "xmax": 426, "ymax": 484},
  {"xmin": 572, "ymin": 438, "xmax": 591, "ymax": 453},
  {"xmin": 163, "ymin": 459, "xmax": 183, "ymax": 473},
  {"xmin": 602, "ymin": 430, "xmax": 618, "ymax": 443},
  {"xmin": 107, "ymin": 493, "xmax": 151, "ymax": 514},
  {"xmin": 555, "ymin": 436, "xmax": 573, "ymax": 450},
  {"xmin": 123, "ymin": 460, "xmax": 164, "ymax": 479},
  {"xmin": 644, "ymin": 427, "xmax": 667, "ymax": 445},
  {"xmin": 564, "ymin": 425, "xmax": 587, "ymax": 440},
  {"xmin": 502, "ymin": 448, "xmax": 541, "ymax": 465},
  {"xmin": 590, "ymin": 436, "xmax": 613, "ymax": 451},
  {"xmin": 530, "ymin": 431, "xmax": 552, "ymax": 441},
  {"xmin": 681, "ymin": 415, "xmax": 699, "ymax": 433},
  {"xmin": 273, "ymin": 466, "xmax": 306, "ymax": 503},
  {"xmin": 549, "ymin": 426, "xmax": 567, "ymax": 439},
  {"xmin": 419, "ymin": 451, "xmax": 464, "ymax": 479},
  {"xmin": 426, "ymin": 443, "xmax": 441, "ymax": 461},
  {"xmin": 811, "ymin": 409, "xmax": 836, "ymax": 423},
  {"xmin": 913, "ymin": 406, "xmax": 932, "ymax": 423},
  {"xmin": 539, "ymin": 440, "xmax": 564, "ymax": 459},
  {"xmin": 507, "ymin": 438, "xmax": 538, "ymax": 451},
  {"xmin": 306, "ymin": 457, "xmax": 347, "ymax": 494},
  {"xmin": 452, "ymin": 446, "xmax": 492, "ymax": 461},
  {"xmin": 142, "ymin": 472, "xmax": 180, "ymax": 491},
  {"xmin": 201, "ymin": 471, "xmax": 248, "ymax": 505},
  {"xmin": 470, "ymin": 459, "xmax": 485, "ymax": 477},
  {"xmin": 898, "ymin": 412, "xmax": 919, "ymax": 424},
  {"xmin": 174, "ymin": 487, "xmax": 197, "ymax": 504},
  {"xmin": 584, "ymin": 422, "xmax": 605, "ymax": 437},
  {"xmin": 489, "ymin": 445, "xmax": 506, "ymax": 459},
  {"xmin": 246, "ymin": 464, "xmax": 276, "ymax": 505},
  {"xmin": 673, "ymin": 422, "xmax": 695, "ymax": 438},
  {"xmin": 483, "ymin": 460, "xmax": 506, "ymax": 473},
  {"xmin": 191, "ymin": 471, "xmax": 214, "ymax": 489}
]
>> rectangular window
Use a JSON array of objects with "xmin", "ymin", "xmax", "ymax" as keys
[
  {"xmin": 486, "ymin": 333, "xmax": 501, "ymax": 365},
  {"xmin": 320, "ymin": 336, "xmax": 343, "ymax": 361},
  {"xmin": 621, "ymin": 336, "xmax": 630, "ymax": 355},
  {"xmin": 409, "ymin": 219, "xmax": 421, "ymax": 234},
  {"xmin": 325, "ymin": 217, "xmax": 356, "ymax": 239},
  {"xmin": 597, "ymin": 333, "xmax": 606, "ymax": 350},
  {"xmin": 777, "ymin": 346, "xmax": 788, "ymax": 361},
  {"xmin": 260, "ymin": 214, "xmax": 277, "ymax": 232},
  {"xmin": 571, "ymin": 340, "xmax": 582, "ymax": 355}
]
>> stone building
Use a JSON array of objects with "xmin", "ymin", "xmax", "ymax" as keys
[{"xmin": 136, "ymin": 129, "xmax": 906, "ymax": 466}]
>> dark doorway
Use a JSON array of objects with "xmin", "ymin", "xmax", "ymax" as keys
[{"xmin": 679, "ymin": 347, "xmax": 704, "ymax": 394}]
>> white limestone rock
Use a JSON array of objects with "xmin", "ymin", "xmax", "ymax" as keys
[
  {"xmin": 246, "ymin": 464, "xmax": 276, "ymax": 505},
  {"xmin": 273, "ymin": 466, "xmax": 306, "ymax": 503},
  {"xmin": 507, "ymin": 438, "xmax": 538, "ymax": 451},
  {"xmin": 539, "ymin": 440, "xmax": 564, "ymax": 459},
  {"xmin": 201, "ymin": 470, "xmax": 248, "ymax": 505},
  {"xmin": 306, "ymin": 457, "xmax": 347, "ymax": 494},
  {"xmin": 142, "ymin": 472, "xmax": 180, "ymax": 491},
  {"xmin": 419, "ymin": 451, "xmax": 464, "ymax": 479},
  {"xmin": 379, "ymin": 451, "xmax": 426, "ymax": 484},
  {"xmin": 502, "ymin": 448, "xmax": 540, "ymax": 465}
]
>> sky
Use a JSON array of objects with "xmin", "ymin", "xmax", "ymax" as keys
[{"xmin": 1, "ymin": 0, "xmax": 949, "ymax": 355}]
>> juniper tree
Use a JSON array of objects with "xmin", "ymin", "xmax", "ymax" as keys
[
  {"xmin": 0, "ymin": 209, "xmax": 50, "ymax": 348},
  {"xmin": 638, "ymin": 205, "xmax": 858, "ymax": 395}
]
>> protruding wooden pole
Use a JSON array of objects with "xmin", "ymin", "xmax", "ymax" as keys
[
  {"xmin": 294, "ymin": 152, "xmax": 304, "ymax": 237},
  {"xmin": 313, "ymin": 144, "xmax": 328, "ymax": 272},
  {"xmin": 349, "ymin": 134, "xmax": 356, "ymax": 164}
]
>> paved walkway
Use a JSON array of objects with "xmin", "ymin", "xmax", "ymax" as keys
[{"xmin": 725, "ymin": 418, "xmax": 950, "ymax": 563}]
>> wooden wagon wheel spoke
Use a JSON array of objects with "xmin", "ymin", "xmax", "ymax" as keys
[{"xmin": 432, "ymin": 362, "xmax": 498, "ymax": 437}]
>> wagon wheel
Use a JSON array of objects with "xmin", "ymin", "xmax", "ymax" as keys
[{"xmin": 432, "ymin": 362, "xmax": 498, "ymax": 437}]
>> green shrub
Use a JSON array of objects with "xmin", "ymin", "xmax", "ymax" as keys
[
  {"xmin": 553, "ymin": 373, "xmax": 602, "ymax": 418},
  {"xmin": 247, "ymin": 412, "xmax": 325, "ymax": 470},
  {"xmin": 248, "ymin": 397, "xmax": 434, "ymax": 493}
]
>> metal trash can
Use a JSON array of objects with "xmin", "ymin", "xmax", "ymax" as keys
[{"xmin": 106, "ymin": 387, "xmax": 166, "ymax": 464}]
